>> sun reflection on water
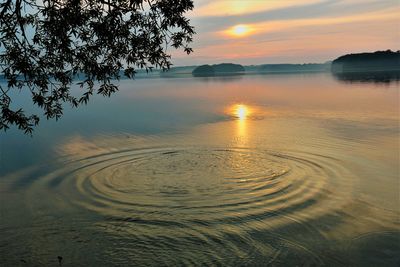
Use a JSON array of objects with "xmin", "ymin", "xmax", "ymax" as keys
[
  {"xmin": 231, "ymin": 104, "xmax": 250, "ymax": 146},
  {"xmin": 235, "ymin": 104, "xmax": 249, "ymax": 120}
]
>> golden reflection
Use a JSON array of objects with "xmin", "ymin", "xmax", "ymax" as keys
[
  {"xmin": 235, "ymin": 104, "xmax": 249, "ymax": 120},
  {"xmin": 230, "ymin": 104, "xmax": 250, "ymax": 146},
  {"xmin": 237, "ymin": 116, "xmax": 247, "ymax": 142}
]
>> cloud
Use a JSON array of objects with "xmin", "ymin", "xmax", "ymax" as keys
[
  {"xmin": 192, "ymin": 0, "xmax": 323, "ymax": 17},
  {"xmin": 217, "ymin": 7, "xmax": 399, "ymax": 38},
  {"xmin": 173, "ymin": 0, "xmax": 400, "ymax": 65}
]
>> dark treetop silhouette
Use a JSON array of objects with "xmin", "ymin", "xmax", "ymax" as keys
[{"xmin": 0, "ymin": 0, "xmax": 194, "ymax": 134}]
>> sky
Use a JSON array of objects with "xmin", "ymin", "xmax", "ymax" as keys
[{"xmin": 171, "ymin": 0, "xmax": 400, "ymax": 66}]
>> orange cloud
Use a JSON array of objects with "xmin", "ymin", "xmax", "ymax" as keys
[
  {"xmin": 193, "ymin": 0, "xmax": 323, "ymax": 17},
  {"xmin": 219, "ymin": 8, "xmax": 400, "ymax": 39},
  {"xmin": 173, "ymin": 1, "xmax": 400, "ymax": 65}
]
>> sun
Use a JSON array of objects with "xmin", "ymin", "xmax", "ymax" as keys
[
  {"xmin": 230, "ymin": 24, "xmax": 251, "ymax": 37},
  {"xmin": 233, "ymin": 25, "xmax": 248, "ymax": 35}
]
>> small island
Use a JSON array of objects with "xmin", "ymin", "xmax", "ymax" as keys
[{"xmin": 192, "ymin": 63, "xmax": 245, "ymax": 77}]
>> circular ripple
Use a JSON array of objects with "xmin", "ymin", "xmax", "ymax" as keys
[
  {"xmin": 23, "ymin": 146, "xmax": 355, "ymax": 265},
  {"xmin": 46, "ymin": 147, "xmax": 354, "ymax": 236}
]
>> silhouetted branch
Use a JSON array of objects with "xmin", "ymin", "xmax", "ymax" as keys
[{"xmin": 0, "ymin": 0, "xmax": 195, "ymax": 133}]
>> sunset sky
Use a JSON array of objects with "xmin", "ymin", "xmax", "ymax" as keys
[{"xmin": 172, "ymin": 0, "xmax": 400, "ymax": 66}]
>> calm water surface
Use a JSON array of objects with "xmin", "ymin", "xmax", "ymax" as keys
[{"xmin": 0, "ymin": 74, "xmax": 399, "ymax": 266}]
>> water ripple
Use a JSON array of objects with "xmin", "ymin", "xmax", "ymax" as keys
[{"xmin": 17, "ymin": 145, "xmax": 358, "ymax": 265}]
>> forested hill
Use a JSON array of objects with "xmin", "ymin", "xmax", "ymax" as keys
[
  {"xmin": 192, "ymin": 63, "xmax": 245, "ymax": 77},
  {"xmin": 332, "ymin": 50, "xmax": 400, "ymax": 72}
]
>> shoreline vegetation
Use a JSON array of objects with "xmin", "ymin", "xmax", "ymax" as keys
[
  {"xmin": 152, "ymin": 50, "xmax": 400, "ymax": 81},
  {"xmin": 0, "ymin": 50, "xmax": 399, "ymax": 81},
  {"xmin": 331, "ymin": 50, "xmax": 400, "ymax": 83},
  {"xmin": 331, "ymin": 50, "xmax": 400, "ymax": 73}
]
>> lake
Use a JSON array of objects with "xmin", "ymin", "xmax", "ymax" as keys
[{"xmin": 0, "ymin": 73, "xmax": 399, "ymax": 266}]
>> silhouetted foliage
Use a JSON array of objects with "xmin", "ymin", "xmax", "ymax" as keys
[
  {"xmin": 331, "ymin": 50, "xmax": 400, "ymax": 73},
  {"xmin": 0, "ymin": 0, "xmax": 194, "ymax": 134}
]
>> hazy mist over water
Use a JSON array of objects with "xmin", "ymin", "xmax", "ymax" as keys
[{"xmin": 0, "ymin": 73, "xmax": 399, "ymax": 266}]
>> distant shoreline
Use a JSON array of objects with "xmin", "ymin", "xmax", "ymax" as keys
[{"xmin": 1, "ymin": 50, "xmax": 398, "ymax": 81}]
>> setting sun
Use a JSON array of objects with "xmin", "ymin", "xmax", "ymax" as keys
[{"xmin": 230, "ymin": 24, "xmax": 251, "ymax": 37}]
